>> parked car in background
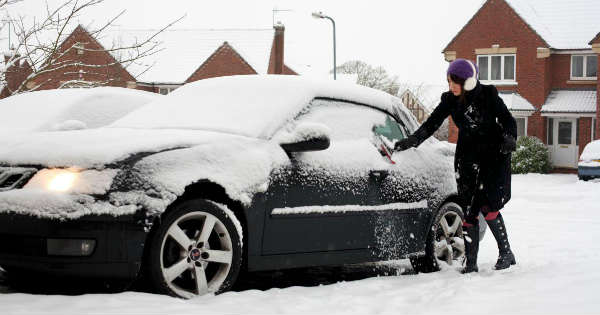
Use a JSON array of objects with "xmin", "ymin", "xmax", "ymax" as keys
[
  {"xmin": 578, "ymin": 140, "xmax": 600, "ymax": 181},
  {"xmin": 0, "ymin": 87, "xmax": 161, "ymax": 134},
  {"xmin": 0, "ymin": 75, "xmax": 483, "ymax": 299}
]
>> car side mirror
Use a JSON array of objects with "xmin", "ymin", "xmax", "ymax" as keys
[
  {"xmin": 281, "ymin": 137, "xmax": 330, "ymax": 153},
  {"xmin": 277, "ymin": 122, "xmax": 331, "ymax": 153}
]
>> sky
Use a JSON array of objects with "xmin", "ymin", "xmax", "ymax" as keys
[{"xmin": 3, "ymin": 0, "xmax": 485, "ymax": 86}]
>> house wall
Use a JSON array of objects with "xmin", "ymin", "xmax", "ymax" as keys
[
  {"xmin": 550, "ymin": 54, "xmax": 597, "ymax": 89},
  {"xmin": 31, "ymin": 26, "xmax": 135, "ymax": 91},
  {"xmin": 444, "ymin": 0, "xmax": 550, "ymax": 143},
  {"xmin": 186, "ymin": 43, "xmax": 257, "ymax": 83},
  {"xmin": 578, "ymin": 117, "xmax": 593, "ymax": 156}
]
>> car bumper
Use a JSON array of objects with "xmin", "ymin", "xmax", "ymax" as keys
[
  {"xmin": 0, "ymin": 212, "xmax": 148, "ymax": 280},
  {"xmin": 578, "ymin": 166, "xmax": 600, "ymax": 178}
]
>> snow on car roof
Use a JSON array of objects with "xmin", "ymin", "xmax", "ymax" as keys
[
  {"xmin": 111, "ymin": 75, "xmax": 414, "ymax": 139},
  {"xmin": 581, "ymin": 140, "xmax": 600, "ymax": 160},
  {"xmin": 0, "ymin": 87, "xmax": 161, "ymax": 133}
]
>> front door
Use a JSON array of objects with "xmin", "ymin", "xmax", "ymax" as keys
[{"xmin": 552, "ymin": 118, "xmax": 578, "ymax": 168}]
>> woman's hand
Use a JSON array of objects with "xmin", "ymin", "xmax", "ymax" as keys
[
  {"xmin": 394, "ymin": 136, "xmax": 418, "ymax": 151},
  {"xmin": 500, "ymin": 133, "xmax": 517, "ymax": 154}
]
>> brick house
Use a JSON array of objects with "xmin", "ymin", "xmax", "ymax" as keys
[
  {"xmin": 399, "ymin": 84, "xmax": 449, "ymax": 140},
  {"xmin": 112, "ymin": 23, "xmax": 296, "ymax": 94},
  {"xmin": 2, "ymin": 24, "xmax": 295, "ymax": 97},
  {"xmin": 1, "ymin": 25, "xmax": 136, "ymax": 97},
  {"xmin": 443, "ymin": 0, "xmax": 599, "ymax": 169}
]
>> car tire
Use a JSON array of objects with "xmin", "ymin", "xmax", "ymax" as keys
[
  {"xmin": 410, "ymin": 202, "xmax": 465, "ymax": 273},
  {"xmin": 146, "ymin": 199, "xmax": 243, "ymax": 298}
]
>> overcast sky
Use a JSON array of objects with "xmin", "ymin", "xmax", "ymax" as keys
[{"xmin": 5, "ymin": 0, "xmax": 485, "ymax": 86}]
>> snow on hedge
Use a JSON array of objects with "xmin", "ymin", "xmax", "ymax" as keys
[{"xmin": 0, "ymin": 87, "xmax": 160, "ymax": 134}]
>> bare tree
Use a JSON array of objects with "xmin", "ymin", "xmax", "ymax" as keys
[
  {"xmin": 1, "ymin": 0, "xmax": 183, "ymax": 96},
  {"xmin": 332, "ymin": 60, "xmax": 400, "ymax": 95}
]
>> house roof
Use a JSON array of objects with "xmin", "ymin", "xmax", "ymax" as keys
[
  {"xmin": 400, "ymin": 84, "xmax": 448, "ymax": 112},
  {"xmin": 102, "ymin": 28, "xmax": 278, "ymax": 83},
  {"xmin": 541, "ymin": 90, "xmax": 597, "ymax": 113},
  {"xmin": 504, "ymin": 0, "xmax": 600, "ymax": 49},
  {"xmin": 498, "ymin": 92, "xmax": 536, "ymax": 112}
]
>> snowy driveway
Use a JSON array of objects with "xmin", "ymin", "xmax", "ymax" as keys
[{"xmin": 1, "ymin": 174, "xmax": 599, "ymax": 314}]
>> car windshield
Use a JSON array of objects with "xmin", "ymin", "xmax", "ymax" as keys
[{"xmin": 111, "ymin": 76, "xmax": 317, "ymax": 139}]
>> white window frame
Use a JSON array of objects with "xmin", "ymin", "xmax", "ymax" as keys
[
  {"xmin": 570, "ymin": 54, "xmax": 597, "ymax": 80},
  {"xmin": 514, "ymin": 116, "xmax": 528, "ymax": 138},
  {"xmin": 477, "ymin": 54, "xmax": 517, "ymax": 85}
]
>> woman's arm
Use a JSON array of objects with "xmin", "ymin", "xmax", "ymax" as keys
[
  {"xmin": 490, "ymin": 86, "xmax": 517, "ymax": 153},
  {"xmin": 395, "ymin": 93, "xmax": 451, "ymax": 151}
]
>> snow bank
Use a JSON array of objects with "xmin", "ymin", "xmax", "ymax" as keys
[
  {"xmin": 0, "ymin": 87, "xmax": 160, "ymax": 134},
  {"xmin": 111, "ymin": 75, "xmax": 413, "ymax": 139}
]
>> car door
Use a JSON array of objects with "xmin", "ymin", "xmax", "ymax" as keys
[{"xmin": 261, "ymin": 98, "xmax": 393, "ymax": 255}]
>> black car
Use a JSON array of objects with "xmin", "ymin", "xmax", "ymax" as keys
[{"xmin": 0, "ymin": 75, "xmax": 471, "ymax": 298}]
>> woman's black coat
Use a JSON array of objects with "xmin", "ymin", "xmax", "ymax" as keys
[{"xmin": 411, "ymin": 82, "xmax": 517, "ymax": 213}]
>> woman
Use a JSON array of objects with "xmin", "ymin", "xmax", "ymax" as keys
[{"xmin": 395, "ymin": 58, "xmax": 517, "ymax": 273}]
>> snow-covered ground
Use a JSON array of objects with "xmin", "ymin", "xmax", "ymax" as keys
[{"xmin": 1, "ymin": 174, "xmax": 599, "ymax": 314}]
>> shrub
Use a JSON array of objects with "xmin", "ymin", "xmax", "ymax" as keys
[{"xmin": 511, "ymin": 136, "xmax": 552, "ymax": 174}]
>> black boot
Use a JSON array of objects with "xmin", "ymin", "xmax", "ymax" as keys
[
  {"xmin": 461, "ymin": 223, "xmax": 479, "ymax": 273},
  {"xmin": 486, "ymin": 212, "xmax": 516, "ymax": 270}
]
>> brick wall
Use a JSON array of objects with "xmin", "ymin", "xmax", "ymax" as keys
[
  {"xmin": 30, "ymin": 25, "xmax": 134, "ymax": 91},
  {"xmin": 444, "ymin": 0, "xmax": 551, "ymax": 143},
  {"xmin": 550, "ymin": 54, "xmax": 597, "ymax": 89},
  {"xmin": 185, "ymin": 42, "xmax": 257, "ymax": 83},
  {"xmin": 578, "ymin": 117, "xmax": 592, "ymax": 156}
]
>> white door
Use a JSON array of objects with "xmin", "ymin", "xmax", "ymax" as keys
[{"xmin": 552, "ymin": 118, "xmax": 577, "ymax": 168}]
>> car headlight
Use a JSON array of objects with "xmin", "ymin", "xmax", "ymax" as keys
[{"xmin": 24, "ymin": 168, "xmax": 118, "ymax": 194}]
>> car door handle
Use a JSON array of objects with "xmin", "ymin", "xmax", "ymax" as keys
[{"xmin": 369, "ymin": 170, "xmax": 389, "ymax": 180}]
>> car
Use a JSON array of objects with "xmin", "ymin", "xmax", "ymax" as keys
[
  {"xmin": 0, "ymin": 86, "xmax": 161, "ymax": 134},
  {"xmin": 0, "ymin": 75, "xmax": 480, "ymax": 299},
  {"xmin": 578, "ymin": 140, "xmax": 600, "ymax": 181}
]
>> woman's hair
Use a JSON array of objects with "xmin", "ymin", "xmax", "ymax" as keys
[{"xmin": 449, "ymin": 74, "xmax": 467, "ymax": 104}]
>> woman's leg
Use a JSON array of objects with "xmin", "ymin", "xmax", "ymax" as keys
[
  {"xmin": 461, "ymin": 196, "xmax": 482, "ymax": 273},
  {"xmin": 481, "ymin": 208, "xmax": 516, "ymax": 270}
]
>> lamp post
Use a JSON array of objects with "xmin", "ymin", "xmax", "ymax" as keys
[{"xmin": 312, "ymin": 11, "xmax": 336, "ymax": 80}]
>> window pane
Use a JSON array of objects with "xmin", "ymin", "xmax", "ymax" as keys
[
  {"xmin": 576, "ymin": 118, "xmax": 579, "ymax": 145},
  {"xmin": 586, "ymin": 55, "xmax": 597, "ymax": 77},
  {"xmin": 572, "ymin": 56, "xmax": 584, "ymax": 77},
  {"xmin": 373, "ymin": 116, "xmax": 406, "ymax": 142},
  {"xmin": 491, "ymin": 56, "xmax": 502, "ymax": 80},
  {"xmin": 478, "ymin": 56, "xmax": 488, "ymax": 80},
  {"xmin": 504, "ymin": 56, "xmax": 515, "ymax": 80},
  {"xmin": 548, "ymin": 118, "xmax": 554, "ymax": 145},
  {"xmin": 516, "ymin": 118, "xmax": 525, "ymax": 138},
  {"xmin": 558, "ymin": 121, "xmax": 572, "ymax": 145}
]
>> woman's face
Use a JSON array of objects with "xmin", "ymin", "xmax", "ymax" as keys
[{"xmin": 447, "ymin": 75, "xmax": 462, "ymax": 96}]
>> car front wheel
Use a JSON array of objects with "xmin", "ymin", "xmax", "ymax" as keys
[
  {"xmin": 147, "ymin": 199, "xmax": 243, "ymax": 298},
  {"xmin": 410, "ymin": 202, "xmax": 465, "ymax": 273}
]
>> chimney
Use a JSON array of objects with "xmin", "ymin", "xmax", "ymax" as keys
[{"xmin": 273, "ymin": 22, "xmax": 285, "ymax": 74}]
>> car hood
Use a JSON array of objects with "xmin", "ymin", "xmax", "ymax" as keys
[{"xmin": 0, "ymin": 128, "xmax": 255, "ymax": 169}]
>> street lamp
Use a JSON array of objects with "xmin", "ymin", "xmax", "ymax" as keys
[{"xmin": 312, "ymin": 11, "xmax": 336, "ymax": 80}]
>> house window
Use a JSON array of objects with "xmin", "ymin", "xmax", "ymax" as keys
[
  {"xmin": 571, "ymin": 55, "xmax": 597, "ymax": 80},
  {"xmin": 515, "ymin": 117, "xmax": 527, "ymax": 138},
  {"xmin": 547, "ymin": 118, "xmax": 554, "ymax": 145},
  {"xmin": 158, "ymin": 87, "xmax": 178, "ymax": 95},
  {"xmin": 73, "ymin": 42, "xmax": 84, "ymax": 55},
  {"xmin": 477, "ymin": 54, "xmax": 516, "ymax": 82}
]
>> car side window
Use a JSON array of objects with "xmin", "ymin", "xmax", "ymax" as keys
[
  {"xmin": 373, "ymin": 115, "xmax": 407, "ymax": 143},
  {"xmin": 294, "ymin": 99, "xmax": 389, "ymax": 140}
]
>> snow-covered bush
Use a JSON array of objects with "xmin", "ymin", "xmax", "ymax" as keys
[{"xmin": 511, "ymin": 136, "xmax": 551, "ymax": 174}]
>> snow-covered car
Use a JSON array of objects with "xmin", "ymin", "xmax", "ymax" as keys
[
  {"xmin": 0, "ymin": 87, "xmax": 161, "ymax": 134},
  {"xmin": 578, "ymin": 140, "xmax": 600, "ymax": 181},
  {"xmin": 0, "ymin": 75, "xmax": 468, "ymax": 299}
]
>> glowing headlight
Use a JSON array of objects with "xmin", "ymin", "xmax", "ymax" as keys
[
  {"xmin": 48, "ymin": 171, "xmax": 78, "ymax": 191},
  {"xmin": 24, "ymin": 168, "xmax": 118, "ymax": 194}
]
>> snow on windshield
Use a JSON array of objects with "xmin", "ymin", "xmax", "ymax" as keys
[
  {"xmin": 111, "ymin": 75, "xmax": 413, "ymax": 139},
  {"xmin": 0, "ymin": 87, "xmax": 160, "ymax": 133}
]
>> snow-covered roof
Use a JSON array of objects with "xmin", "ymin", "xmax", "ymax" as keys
[
  {"xmin": 504, "ymin": 0, "xmax": 600, "ymax": 49},
  {"xmin": 498, "ymin": 92, "xmax": 536, "ymax": 112},
  {"xmin": 0, "ymin": 87, "xmax": 161, "ymax": 133},
  {"xmin": 541, "ymin": 90, "xmax": 597, "ymax": 113},
  {"xmin": 102, "ymin": 29, "xmax": 276, "ymax": 83},
  {"xmin": 112, "ymin": 75, "xmax": 415, "ymax": 139},
  {"xmin": 400, "ymin": 84, "xmax": 448, "ymax": 113}
]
